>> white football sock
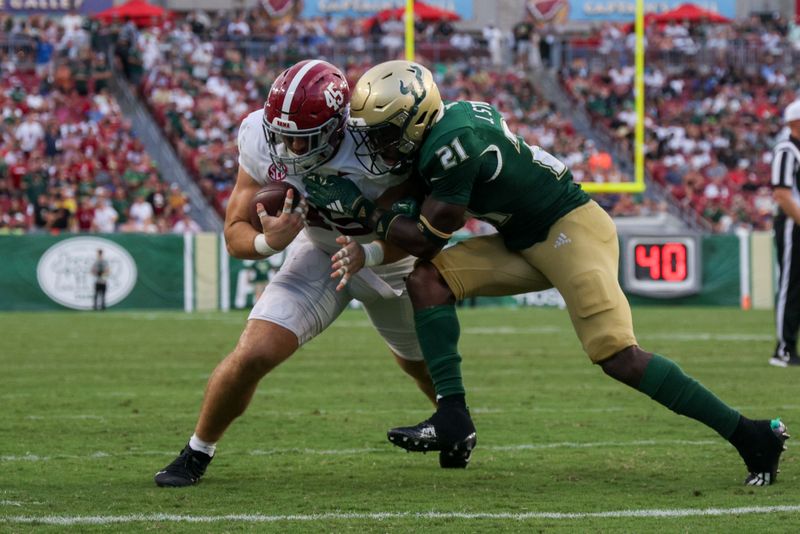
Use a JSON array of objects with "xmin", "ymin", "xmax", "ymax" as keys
[{"xmin": 189, "ymin": 434, "xmax": 216, "ymax": 457}]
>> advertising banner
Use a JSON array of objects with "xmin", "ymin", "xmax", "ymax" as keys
[
  {"xmin": 301, "ymin": 0, "xmax": 472, "ymax": 20},
  {"xmin": 561, "ymin": 0, "xmax": 736, "ymax": 22},
  {"xmin": 0, "ymin": 234, "xmax": 183, "ymax": 311},
  {"xmin": 0, "ymin": 233, "xmax": 745, "ymax": 312},
  {"xmin": 0, "ymin": 0, "xmax": 113, "ymax": 15}
]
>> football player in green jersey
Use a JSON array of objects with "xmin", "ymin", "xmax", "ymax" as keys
[{"xmin": 303, "ymin": 60, "xmax": 789, "ymax": 484}]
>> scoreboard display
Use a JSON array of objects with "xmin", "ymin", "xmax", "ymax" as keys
[{"xmin": 621, "ymin": 236, "xmax": 702, "ymax": 298}]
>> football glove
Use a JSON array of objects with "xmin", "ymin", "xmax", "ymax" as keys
[{"xmin": 303, "ymin": 174, "xmax": 375, "ymax": 225}]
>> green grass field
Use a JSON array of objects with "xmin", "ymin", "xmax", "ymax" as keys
[{"xmin": 2, "ymin": 306, "xmax": 799, "ymax": 532}]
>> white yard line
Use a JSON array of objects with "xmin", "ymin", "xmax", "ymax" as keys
[
  {"xmin": 0, "ymin": 501, "xmax": 44, "ymax": 507},
  {"xmin": 0, "ymin": 439, "xmax": 721, "ymax": 462},
  {"xmin": 3, "ymin": 506, "xmax": 800, "ymax": 525}
]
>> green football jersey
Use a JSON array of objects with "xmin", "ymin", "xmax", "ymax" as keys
[{"xmin": 417, "ymin": 101, "xmax": 590, "ymax": 250}]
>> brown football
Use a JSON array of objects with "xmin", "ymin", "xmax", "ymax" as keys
[{"xmin": 249, "ymin": 181, "xmax": 301, "ymax": 231}]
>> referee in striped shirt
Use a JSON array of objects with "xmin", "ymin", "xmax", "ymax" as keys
[{"xmin": 770, "ymin": 99, "xmax": 800, "ymax": 367}]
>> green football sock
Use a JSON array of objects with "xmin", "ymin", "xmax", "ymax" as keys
[
  {"xmin": 638, "ymin": 354, "xmax": 740, "ymax": 439},
  {"xmin": 414, "ymin": 304, "xmax": 464, "ymax": 398}
]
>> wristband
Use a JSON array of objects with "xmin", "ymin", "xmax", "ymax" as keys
[
  {"xmin": 253, "ymin": 233, "xmax": 278, "ymax": 257},
  {"xmin": 362, "ymin": 241, "xmax": 385, "ymax": 267}
]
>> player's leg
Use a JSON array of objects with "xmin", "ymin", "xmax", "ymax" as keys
[
  {"xmin": 524, "ymin": 201, "xmax": 789, "ymax": 486},
  {"xmin": 601, "ymin": 345, "xmax": 788, "ymax": 485},
  {"xmin": 389, "ymin": 235, "xmax": 553, "ymax": 462},
  {"xmin": 411, "ymin": 234, "xmax": 553, "ymax": 400},
  {"xmin": 353, "ymin": 263, "xmax": 437, "ymax": 405},
  {"xmin": 772, "ymin": 217, "xmax": 800, "ymax": 366},
  {"xmin": 154, "ymin": 323, "xmax": 301, "ymax": 488},
  {"xmin": 155, "ymin": 235, "xmax": 350, "ymax": 487},
  {"xmin": 193, "ymin": 320, "xmax": 298, "ymax": 444}
]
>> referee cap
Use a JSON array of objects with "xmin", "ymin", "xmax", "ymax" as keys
[{"xmin": 784, "ymin": 99, "xmax": 800, "ymax": 123}]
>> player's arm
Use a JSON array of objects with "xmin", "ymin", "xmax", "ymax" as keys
[
  {"xmin": 314, "ymin": 180, "xmax": 467, "ymax": 264},
  {"xmin": 371, "ymin": 136, "xmax": 477, "ymax": 260},
  {"xmin": 360, "ymin": 178, "xmax": 428, "ymax": 264},
  {"xmin": 326, "ymin": 179, "xmax": 422, "ymax": 290},
  {"xmin": 304, "ymin": 143, "xmax": 475, "ymax": 261},
  {"xmin": 224, "ymin": 167, "xmax": 267, "ymax": 259},
  {"xmin": 373, "ymin": 197, "xmax": 466, "ymax": 261},
  {"xmin": 224, "ymin": 166, "xmax": 304, "ymax": 259}
]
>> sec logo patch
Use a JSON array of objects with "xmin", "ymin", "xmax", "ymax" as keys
[{"xmin": 268, "ymin": 162, "xmax": 288, "ymax": 182}]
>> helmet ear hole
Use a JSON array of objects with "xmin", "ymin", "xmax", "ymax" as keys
[{"xmin": 415, "ymin": 111, "xmax": 428, "ymax": 125}]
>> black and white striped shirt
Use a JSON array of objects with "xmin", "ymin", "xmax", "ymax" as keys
[{"xmin": 772, "ymin": 136, "xmax": 800, "ymax": 192}]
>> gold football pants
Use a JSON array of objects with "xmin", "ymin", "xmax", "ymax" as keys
[{"xmin": 431, "ymin": 201, "xmax": 637, "ymax": 362}]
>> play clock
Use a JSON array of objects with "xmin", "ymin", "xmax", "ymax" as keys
[{"xmin": 621, "ymin": 236, "xmax": 701, "ymax": 298}]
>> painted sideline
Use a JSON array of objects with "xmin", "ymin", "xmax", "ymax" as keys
[{"xmin": 4, "ymin": 506, "xmax": 800, "ymax": 525}]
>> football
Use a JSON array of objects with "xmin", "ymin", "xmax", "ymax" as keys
[{"xmin": 249, "ymin": 181, "xmax": 301, "ymax": 231}]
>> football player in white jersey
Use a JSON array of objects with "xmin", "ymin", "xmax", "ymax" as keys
[{"xmin": 154, "ymin": 60, "xmax": 434, "ymax": 487}]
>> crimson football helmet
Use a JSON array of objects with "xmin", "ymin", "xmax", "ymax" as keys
[{"xmin": 263, "ymin": 59, "xmax": 350, "ymax": 175}]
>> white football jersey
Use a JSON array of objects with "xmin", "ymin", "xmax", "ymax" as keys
[{"xmin": 237, "ymin": 109, "xmax": 408, "ymax": 253}]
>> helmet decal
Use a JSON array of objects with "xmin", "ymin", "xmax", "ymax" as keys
[
  {"xmin": 280, "ymin": 59, "xmax": 324, "ymax": 120},
  {"xmin": 399, "ymin": 64, "xmax": 427, "ymax": 137},
  {"xmin": 399, "ymin": 65, "xmax": 426, "ymax": 101},
  {"xmin": 324, "ymin": 81, "xmax": 346, "ymax": 111}
]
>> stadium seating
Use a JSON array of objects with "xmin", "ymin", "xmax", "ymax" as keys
[
  {"xmin": 559, "ymin": 17, "xmax": 799, "ymax": 230},
  {"xmin": 0, "ymin": 14, "xmax": 190, "ymax": 234},
  {"xmin": 8, "ymin": 10, "xmax": 797, "ymax": 234},
  {"xmin": 135, "ymin": 13, "xmax": 639, "ymax": 222}
]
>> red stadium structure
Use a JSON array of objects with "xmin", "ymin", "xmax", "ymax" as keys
[
  {"xmin": 364, "ymin": 0, "xmax": 460, "ymax": 29},
  {"xmin": 93, "ymin": 0, "xmax": 172, "ymax": 27},
  {"xmin": 623, "ymin": 3, "xmax": 729, "ymax": 31},
  {"xmin": 654, "ymin": 3, "xmax": 731, "ymax": 24}
]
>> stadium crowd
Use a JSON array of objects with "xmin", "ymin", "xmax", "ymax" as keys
[
  {"xmin": 0, "ymin": 14, "xmax": 193, "ymax": 234},
  {"xmin": 134, "ymin": 12, "xmax": 634, "ymax": 219},
  {"xmin": 561, "ymin": 15, "xmax": 800, "ymax": 231},
  {"xmin": 4, "ymin": 8, "xmax": 799, "ymax": 233}
]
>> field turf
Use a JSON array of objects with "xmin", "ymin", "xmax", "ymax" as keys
[{"xmin": 2, "ymin": 306, "xmax": 799, "ymax": 532}]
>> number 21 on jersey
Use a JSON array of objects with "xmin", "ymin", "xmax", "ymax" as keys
[{"xmin": 435, "ymin": 137, "xmax": 469, "ymax": 170}]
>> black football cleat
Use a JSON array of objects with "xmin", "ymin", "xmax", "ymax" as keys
[
  {"xmin": 741, "ymin": 418, "xmax": 789, "ymax": 486},
  {"xmin": 154, "ymin": 444, "xmax": 212, "ymax": 487},
  {"xmin": 388, "ymin": 405, "xmax": 477, "ymax": 468},
  {"xmin": 439, "ymin": 446, "xmax": 474, "ymax": 469}
]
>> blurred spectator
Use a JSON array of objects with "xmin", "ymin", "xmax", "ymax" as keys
[
  {"xmin": 123, "ymin": 193, "xmax": 155, "ymax": 232},
  {"xmin": 92, "ymin": 197, "xmax": 118, "ymax": 233},
  {"xmin": 75, "ymin": 196, "xmax": 95, "ymax": 232},
  {"xmin": 16, "ymin": 114, "xmax": 45, "ymax": 154},
  {"xmin": 172, "ymin": 211, "xmax": 202, "ymax": 233}
]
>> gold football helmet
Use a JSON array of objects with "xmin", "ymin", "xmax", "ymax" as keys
[{"xmin": 348, "ymin": 60, "xmax": 443, "ymax": 174}]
